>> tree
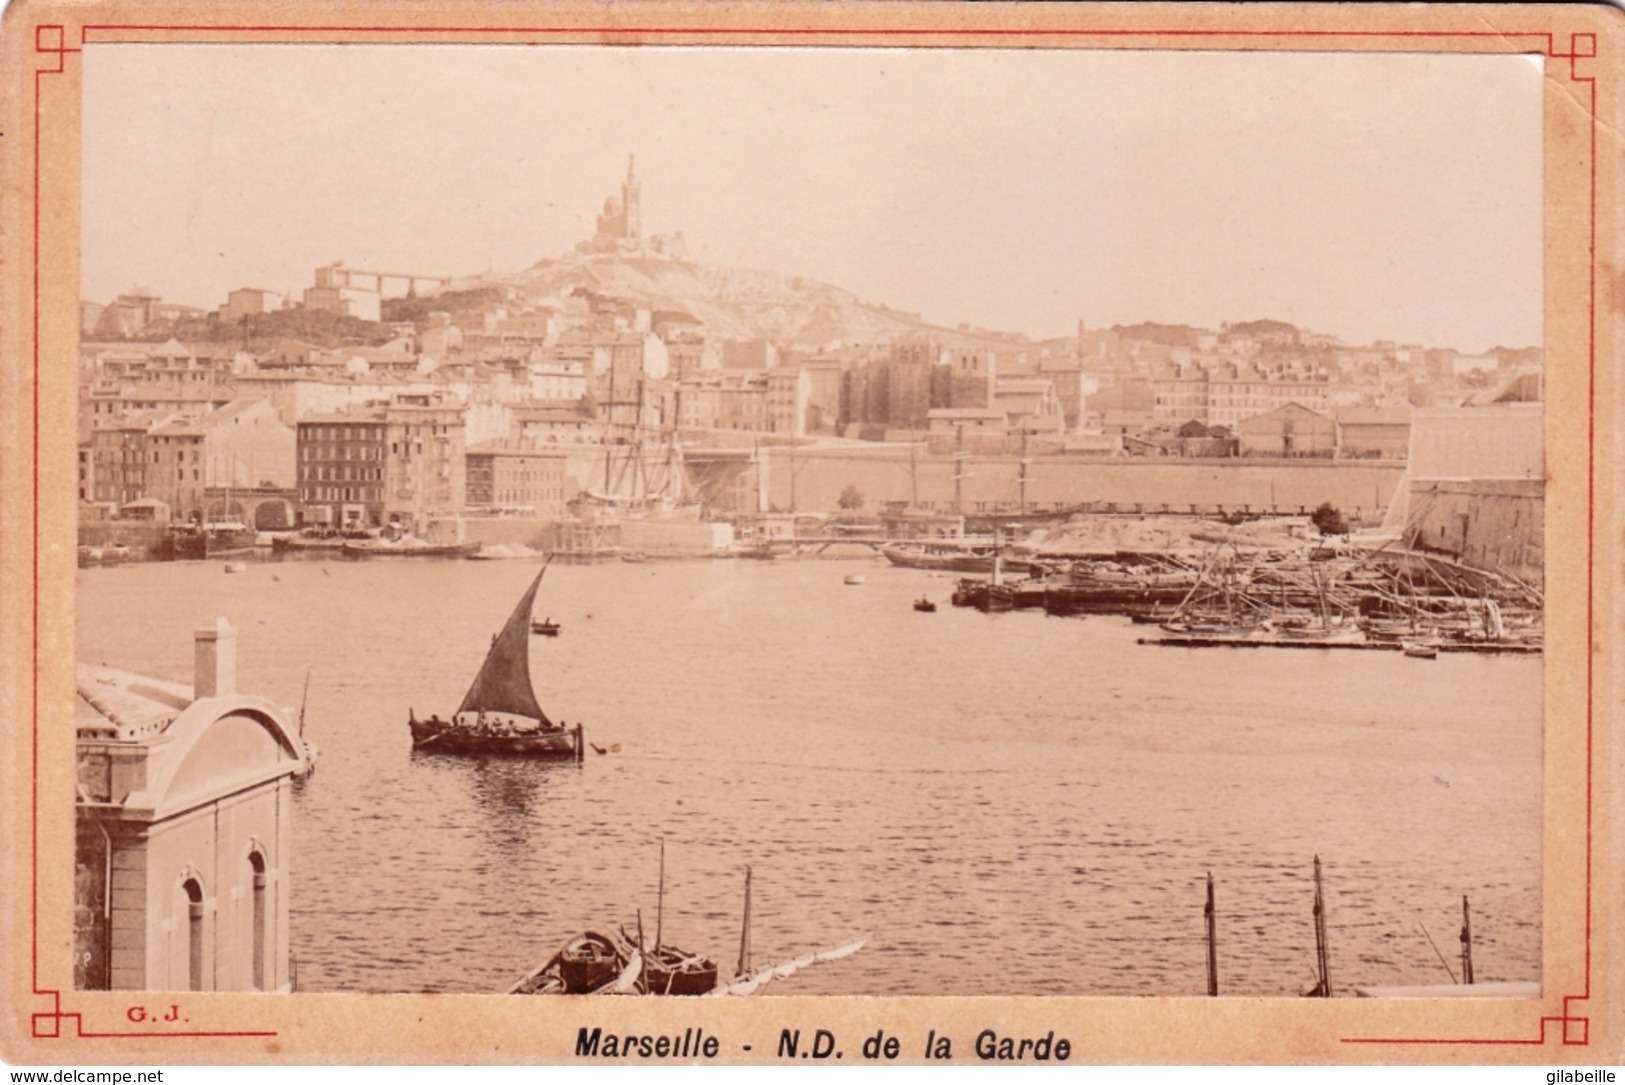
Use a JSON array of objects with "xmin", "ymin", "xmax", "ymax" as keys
[
  {"xmin": 837, "ymin": 484, "xmax": 864, "ymax": 511},
  {"xmin": 1309, "ymin": 502, "xmax": 1348, "ymax": 539}
]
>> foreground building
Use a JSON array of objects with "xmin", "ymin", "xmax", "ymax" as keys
[{"xmin": 74, "ymin": 619, "xmax": 310, "ymax": 990}]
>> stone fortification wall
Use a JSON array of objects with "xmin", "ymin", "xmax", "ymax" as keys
[{"xmin": 1405, "ymin": 479, "xmax": 1544, "ymax": 583}]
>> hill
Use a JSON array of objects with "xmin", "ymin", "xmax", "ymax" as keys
[{"xmin": 454, "ymin": 253, "xmax": 1026, "ymax": 352}]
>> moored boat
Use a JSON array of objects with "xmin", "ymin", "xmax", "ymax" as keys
[
  {"xmin": 153, "ymin": 522, "xmax": 256, "ymax": 561},
  {"xmin": 559, "ymin": 932, "xmax": 623, "ymax": 993},
  {"xmin": 344, "ymin": 536, "xmax": 482, "ymax": 558},
  {"xmin": 272, "ymin": 527, "xmax": 380, "ymax": 552},
  {"xmin": 636, "ymin": 934, "xmax": 719, "ymax": 996},
  {"xmin": 508, "ymin": 864, "xmax": 867, "ymax": 998},
  {"xmin": 913, "ymin": 597, "xmax": 937, "ymax": 613},
  {"xmin": 879, "ymin": 541, "xmax": 1002, "ymax": 573}
]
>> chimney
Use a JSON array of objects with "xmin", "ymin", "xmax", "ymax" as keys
[{"xmin": 193, "ymin": 617, "xmax": 237, "ymax": 698}]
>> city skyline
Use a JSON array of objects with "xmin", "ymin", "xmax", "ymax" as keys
[{"xmin": 83, "ymin": 45, "xmax": 1543, "ymax": 353}]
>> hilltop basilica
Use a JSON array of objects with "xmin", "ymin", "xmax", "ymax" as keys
[{"xmin": 577, "ymin": 155, "xmax": 689, "ymax": 259}]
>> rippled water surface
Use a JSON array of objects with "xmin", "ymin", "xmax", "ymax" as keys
[{"xmin": 77, "ymin": 555, "xmax": 1542, "ymax": 996}]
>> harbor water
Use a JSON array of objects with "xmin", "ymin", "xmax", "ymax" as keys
[{"xmin": 75, "ymin": 554, "xmax": 1542, "ymax": 997}]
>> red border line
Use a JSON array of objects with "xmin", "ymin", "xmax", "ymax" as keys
[
  {"xmin": 31, "ymin": 19, "xmax": 1595, "ymax": 1050},
  {"xmin": 28, "ymin": 27, "xmax": 270, "ymax": 1043},
  {"xmin": 71, "ymin": 25, "xmax": 1564, "ymax": 55},
  {"xmin": 75, "ymin": 26, "xmax": 1557, "ymax": 39}
]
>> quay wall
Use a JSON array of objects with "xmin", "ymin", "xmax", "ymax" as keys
[
  {"xmin": 428, "ymin": 516, "xmax": 733, "ymax": 555},
  {"xmin": 435, "ymin": 517, "xmax": 553, "ymax": 549},
  {"xmin": 78, "ymin": 521, "xmax": 166, "ymax": 550},
  {"xmin": 761, "ymin": 450, "xmax": 1408, "ymax": 523}
]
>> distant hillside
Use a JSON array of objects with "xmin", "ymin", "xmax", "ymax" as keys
[
  {"xmin": 454, "ymin": 253, "xmax": 1024, "ymax": 351},
  {"xmin": 1108, "ymin": 321, "xmax": 1203, "ymax": 347},
  {"xmin": 1224, "ymin": 318, "xmax": 1300, "ymax": 339},
  {"xmin": 126, "ymin": 308, "xmax": 394, "ymax": 349},
  {"xmin": 382, "ymin": 287, "xmax": 507, "ymax": 325}
]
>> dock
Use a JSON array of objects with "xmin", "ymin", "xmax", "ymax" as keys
[{"xmin": 1138, "ymin": 635, "xmax": 1541, "ymax": 654}]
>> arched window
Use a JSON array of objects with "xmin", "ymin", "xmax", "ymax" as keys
[
  {"xmin": 183, "ymin": 878, "xmax": 205, "ymax": 991},
  {"xmin": 248, "ymin": 852, "xmax": 268, "ymax": 990}
]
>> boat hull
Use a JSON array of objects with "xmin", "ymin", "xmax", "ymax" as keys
[
  {"xmin": 643, "ymin": 949, "xmax": 720, "ymax": 996},
  {"xmin": 408, "ymin": 715, "xmax": 582, "ymax": 758},
  {"xmin": 560, "ymin": 933, "xmax": 623, "ymax": 993},
  {"xmin": 344, "ymin": 541, "xmax": 482, "ymax": 558},
  {"xmin": 880, "ymin": 545, "xmax": 998, "ymax": 573}
]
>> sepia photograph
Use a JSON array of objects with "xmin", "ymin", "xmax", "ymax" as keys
[{"xmin": 3, "ymin": 0, "xmax": 1618, "ymax": 1068}]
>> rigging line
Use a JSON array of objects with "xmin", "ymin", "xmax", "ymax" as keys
[{"xmin": 1417, "ymin": 922, "xmax": 1459, "ymax": 984}]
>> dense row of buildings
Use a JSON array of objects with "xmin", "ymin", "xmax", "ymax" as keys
[{"xmin": 79, "ymin": 159, "xmax": 1542, "ymax": 533}]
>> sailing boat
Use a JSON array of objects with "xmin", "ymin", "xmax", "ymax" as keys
[
  {"xmin": 575, "ymin": 368, "xmax": 696, "ymax": 520},
  {"xmin": 407, "ymin": 565, "xmax": 585, "ymax": 758}
]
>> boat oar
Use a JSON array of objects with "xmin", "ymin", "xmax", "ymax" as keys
[{"xmin": 414, "ymin": 728, "xmax": 448, "ymax": 749}]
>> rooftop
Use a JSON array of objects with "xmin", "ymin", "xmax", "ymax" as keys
[{"xmin": 76, "ymin": 662, "xmax": 191, "ymax": 742}]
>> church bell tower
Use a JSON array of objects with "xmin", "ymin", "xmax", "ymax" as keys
[{"xmin": 622, "ymin": 155, "xmax": 641, "ymax": 240}]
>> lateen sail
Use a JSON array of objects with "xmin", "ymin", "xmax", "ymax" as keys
[{"xmin": 457, "ymin": 567, "xmax": 552, "ymax": 724}]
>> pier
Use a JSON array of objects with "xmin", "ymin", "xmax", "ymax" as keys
[{"xmin": 1138, "ymin": 635, "xmax": 1540, "ymax": 654}]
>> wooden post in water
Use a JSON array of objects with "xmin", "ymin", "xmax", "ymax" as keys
[
  {"xmin": 737, "ymin": 866, "xmax": 753, "ymax": 982},
  {"xmin": 1459, "ymin": 895, "xmax": 1475, "ymax": 985},
  {"xmin": 1310, "ymin": 855, "xmax": 1332, "ymax": 998},
  {"xmin": 654, "ymin": 839, "xmax": 666, "ymax": 953},
  {"xmin": 574, "ymin": 723, "xmax": 584, "ymax": 763},
  {"xmin": 298, "ymin": 666, "xmax": 312, "ymax": 738},
  {"xmin": 1205, "ymin": 872, "xmax": 1219, "ymax": 997}
]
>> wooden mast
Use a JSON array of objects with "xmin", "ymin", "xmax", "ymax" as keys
[
  {"xmin": 654, "ymin": 839, "xmax": 665, "ymax": 953},
  {"xmin": 1310, "ymin": 855, "xmax": 1332, "ymax": 997},
  {"xmin": 1459, "ymin": 895, "xmax": 1475, "ymax": 985},
  {"xmin": 736, "ymin": 866, "xmax": 753, "ymax": 982},
  {"xmin": 1205, "ymin": 872, "xmax": 1219, "ymax": 997}
]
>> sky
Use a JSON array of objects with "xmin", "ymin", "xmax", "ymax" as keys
[{"xmin": 81, "ymin": 45, "xmax": 1544, "ymax": 353}]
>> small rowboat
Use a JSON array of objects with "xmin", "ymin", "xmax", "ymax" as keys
[{"xmin": 559, "ymin": 932, "xmax": 623, "ymax": 993}]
